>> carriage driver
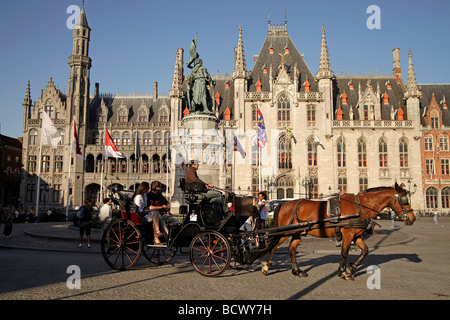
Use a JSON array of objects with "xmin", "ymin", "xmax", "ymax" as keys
[{"xmin": 185, "ymin": 160, "xmax": 231, "ymax": 217}]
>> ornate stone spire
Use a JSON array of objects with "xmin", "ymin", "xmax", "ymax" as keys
[
  {"xmin": 233, "ymin": 24, "xmax": 249, "ymax": 79},
  {"xmin": 404, "ymin": 49, "xmax": 421, "ymax": 99},
  {"xmin": 316, "ymin": 25, "xmax": 334, "ymax": 80},
  {"xmin": 170, "ymin": 48, "xmax": 184, "ymax": 97}
]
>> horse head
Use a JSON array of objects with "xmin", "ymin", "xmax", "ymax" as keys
[{"xmin": 392, "ymin": 182, "xmax": 416, "ymax": 226}]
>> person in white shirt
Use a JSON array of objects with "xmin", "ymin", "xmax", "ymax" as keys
[
  {"xmin": 132, "ymin": 182, "xmax": 164, "ymax": 245},
  {"xmin": 99, "ymin": 198, "xmax": 112, "ymax": 232}
]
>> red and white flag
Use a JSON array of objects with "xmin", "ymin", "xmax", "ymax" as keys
[
  {"xmin": 72, "ymin": 120, "xmax": 84, "ymax": 159},
  {"xmin": 104, "ymin": 128, "xmax": 125, "ymax": 158}
]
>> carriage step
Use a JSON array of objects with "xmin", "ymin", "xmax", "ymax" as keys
[{"xmin": 146, "ymin": 244, "xmax": 168, "ymax": 249}]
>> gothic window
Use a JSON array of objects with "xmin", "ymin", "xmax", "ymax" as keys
[
  {"xmin": 164, "ymin": 132, "xmax": 170, "ymax": 145},
  {"xmin": 162, "ymin": 154, "xmax": 170, "ymax": 173},
  {"xmin": 143, "ymin": 132, "xmax": 151, "ymax": 145},
  {"xmin": 358, "ymin": 138, "xmax": 367, "ymax": 167},
  {"xmin": 252, "ymin": 105, "xmax": 258, "ymax": 128},
  {"xmin": 112, "ymin": 132, "xmax": 120, "ymax": 145},
  {"xmin": 441, "ymin": 159, "xmax": 450, "ymax": 175},
  {"xmin": 122, "ymin": 131, "xmax": 130, "ymax": 145},
  {"xmin": 307, "ymin": 136, "xmax": 317, "ymax": 167},
  {"xmin": 160, "ymin": 108, "xmax": 168, "ymax": 122},
  {"xmin": 118, "ymin": 109, "xmax": 127, "ymax": 122},
  {"xmin": 276, "ymin": 175, "xmax": 295, "ymax": 199},
  {"xmin": 278, "ymin": 134, "xmax": 292, "ymax": 169},
  {"xmin": 337, "ymin": 136, "xmax": 346, "ymax": 167},
  {"xmin": 154, "ymin": 132, "xmax": 162, "ymax": 145},
  {"xmin": 91, "ymin": 132, "xmax": 99, "ymax": 145},
  {"xmin": 277, "ymin": 94, "xmax": 290, "ymax": 127},
  {"xmin": 41, "ymin": 155, "xmax": 50, "ymax": 173},
  {"xmin": 399, "ymin": 138, "xmax": 409, "ymax": 168},
  {"xmin": 142, "ymin": 154, "xmax": 149, "ymax": 173},
  {"xmin": 29, "ymin": 129, "xmax": 38, "ymax": 145},
  {"xmin": 59, "ymin": 130, "xmax": 65, "ymax": 145},
  {"xmin": 133, "ymin": 132, "xmax": 141, "ymax": 145},
  {"xmin": 153, "ymin": 154, "xmax": 161, "ymax": 173},
  {"xmin": 426, "ymin": 159, "xmax": 434, "ymax": 175},
  {"xmin": 307, "ymin": 105, "xmax": 316, "ymax": 127},
  {"xmin": 54, "ymin": 155, "xmax": 63, "ymax": 173},
  {"xmin": 338, "ymin": 177, "xmax": 347, "ymax": 193},
  {"xmin": 379, "ymin": 138, "xmax": 388, "ymax": 167},
  {"xmin": 442, "ymin": 187, "xmax": 450, "ymax": 209},
  {"xmin": 138, "ymin": 108, "xmax": 148, "ymax": 122},
  {"xmin": 426, "ymin": 187, "xmax": 438, "ymax": 209}
]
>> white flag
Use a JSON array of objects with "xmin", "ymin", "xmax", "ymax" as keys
[
  {"xmin": 314, "ymin": 135, "xmax": 325, "ymax": 150},
  {"xmin": 41, "ymin": 111, "xmax": 61, "ymax": 148}
]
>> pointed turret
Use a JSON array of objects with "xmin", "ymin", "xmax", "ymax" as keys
[
  {"xmin": 316, "ymin": 25, "xmax": 334, "ymax": 80},
  {"xmin": 233, "ymin": 25, "xmax": 249, "ymax": 79},
  {"xmin": 22, "ymin": 81, "xmax": 32, "ymax": 133},
  {"xmin": 404, "ymin": 49, "xmax": 421, "ymax": 99}
]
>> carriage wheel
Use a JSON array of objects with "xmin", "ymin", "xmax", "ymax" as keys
[
  {"xmin": 101, "ymin": 219, "xmax": 143, "ymax": 270},
  {"xmin": 189, "ymin": 231, "xmax": 231, "ymax": 277},
  {"xmin": 143, "ymin": 246, "xmax": 177, "ymax": 266}
]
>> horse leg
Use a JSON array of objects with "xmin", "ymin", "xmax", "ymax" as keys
[
  {"xmin": 338, "ymin": 233, "xmax": 355, "ymax": 280},
  {"xmin": 348, "ymin": 237, "xmax": 368, "ymax": 277},
  {"xmin": 261, "ymin": 236, "xmax": 289, "ymax": 276},
  {"xmin": 289, "ymin": 236, "xmax": 308, "ymax": 277}
]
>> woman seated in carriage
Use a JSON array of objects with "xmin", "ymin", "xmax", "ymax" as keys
[{"xmin": 131, "ymin": 182, "xmax": 165, "ymax": 245}]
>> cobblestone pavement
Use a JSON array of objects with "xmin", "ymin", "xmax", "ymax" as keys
[{"xmin": 0, "ymin": 218, "xmax": 449, "ymax": 301}]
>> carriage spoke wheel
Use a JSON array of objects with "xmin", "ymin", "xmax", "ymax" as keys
[
  {"xmin": 190, "ymin": 231, "xmax": 231, "ymax": 277},
  {"xmin": 143, "ymin": 246, "xmax": 177, "ymax": 266},
  {"xmin": 101, "ymin": 219, "xmax": 143, "ymax": 270}
]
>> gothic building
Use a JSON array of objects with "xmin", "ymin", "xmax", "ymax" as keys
[{"xmin": 19, "ymin": 7, "xmax": 450, "ymax": 213}]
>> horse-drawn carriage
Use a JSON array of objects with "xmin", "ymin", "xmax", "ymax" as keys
[{"xmin": 101, "ymin": 181, "xmax": 415, "ymax": 280}]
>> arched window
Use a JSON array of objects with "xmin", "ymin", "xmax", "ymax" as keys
[
  {"xmin": 118, "ymin": 109, "xmax": 127, "ymax": 122},
  {"xmin": 379, "ymin": 137, "xmax": 388, "ymax": 167},
  {"xmin": 337, "ymin": 136, "xmax": 346, "ymax": 167},
  {"xmin": 442, "ymin": 187, "xmax": 450, "ymax": 209},
  {"xmin": 143, "ymin": 131, "xmax": 151, "ymax": 145},
  {"xmin": 307, "ymin": 105, "xmax": 316, "ymax": 127},
  {"xmin": 399, "ymin": 137, "xmax": 409, "ymax": 168},
  {"xmin": 122, "ymin": 131, "xmax": 130, "ymax": 145},
  {"xmin": 154, "ymin": 132, "xmax": 162, "ymax": 145},
  {"xmin": 278, "ymin": 134, "xmax": 292, "ymax": 169},
  {"xmin": 426, "ymin": 187, "xmax": 438, "ymax": 209},
  {"xmin": 358, "ymin": 138, "xmax": 367, "ymax": 167},
  {"xmin": 112, "ymin": 132, "xmax": 120, "ymax": 145},
  {"xmin": 307, "ymin": 136, "xmax": 317, "ymax": 167},
  {"xmin": 276, "ymin": 175, "xmax": 295, "ymax": 199},
  {"xmin": 153, "ymin": 154, "xmax": 160, "ymax": 173},
  {"xmin": 277, "ymin": 94, "xmax": 290, "ymax": 127}
]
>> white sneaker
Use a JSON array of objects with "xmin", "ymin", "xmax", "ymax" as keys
[
  {"xmin": 78, "ymin": 243, "xmax": 82, "ymax": 247},
  {"xmin": 87, "ymin": 244, "xmax": 91, "ymax": 248}
]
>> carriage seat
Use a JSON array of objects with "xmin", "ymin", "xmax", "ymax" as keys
[{"xmin": 179, "ymin": 179, "xmax": 208, "ymax": 205}]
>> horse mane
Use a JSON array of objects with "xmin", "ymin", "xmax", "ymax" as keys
[{"xmin": 361, "ymin": 186, "xmax": 394, "ymax": 193}]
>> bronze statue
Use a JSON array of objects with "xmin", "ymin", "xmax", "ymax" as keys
[{"xmin": 186, "ymin": 34, "xmax": 215, "ymax": 114}]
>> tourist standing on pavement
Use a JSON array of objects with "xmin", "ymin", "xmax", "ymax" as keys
[
  {"xmin": 258, "ymin": 192, "xmax": 267, "ymax": 229},
  {"xmin": 78, "ymin": 199, "xmax": 94, "ymax": 248},
  {"xmin": 2, "ymin": 207, "xmax": 14, "ymax": 238},
  {"xmin": 433, "ymin": 209, "xmax": 438, "ymax": 225},
  {"xmin": 99, "ymin": 198, "xmax": 112, "ymax": 232},
  {"xmin": 390, "ymin": 208, "xmax": 396, "ymax": 229}
]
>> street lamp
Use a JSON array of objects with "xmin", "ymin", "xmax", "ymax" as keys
[{"xmin": 301, "ymin": 175, "xmax": 313, "ymax": 199}]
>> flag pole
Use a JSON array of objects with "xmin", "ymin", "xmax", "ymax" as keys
[
  {"xmin": 134, "ymin": 127, "xmax": 137, "ymax": 192},
  {"xmin": 100, "ymin": 123, "xmax": 106, "ymax": 201},
  {"xmin": 35, "ymin": 137, "xmax": 43, "ymax": 221},
  {"xmin": 65, "ymin": 122, "xmax": 73, "ymax": 219}
]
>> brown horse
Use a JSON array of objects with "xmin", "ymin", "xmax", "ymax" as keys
[{"xmin": 261, "ymin": 183, "xmax": 415, "ymax": 280}]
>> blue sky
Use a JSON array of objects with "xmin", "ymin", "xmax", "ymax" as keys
[{"xmin": 1, "ymin": 0, "xmax": 449, "ymax": 139}]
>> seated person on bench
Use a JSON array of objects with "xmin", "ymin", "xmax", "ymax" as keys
[
  {"xmin": 147, "ymin": 180, "xmax": 179, "ymax": 231},
  {"xmin": 132, "ymin": 182, "xmax": 164, "ymax": 245},
  {"xmin": 185, "ymin": 161, "xmax": 231, "ymax": 216}
]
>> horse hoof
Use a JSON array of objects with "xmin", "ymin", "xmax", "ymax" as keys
[
  {"xmin": 261, "ymin": 269, "xmax": 268, "ymax": 276},
  {"xmin": 292, "ymin": 269, "xmax": 308, "ymax": 277},
  {"xmin": 338, "ymin": 271, "xmax": 353, "ymax": 280}
]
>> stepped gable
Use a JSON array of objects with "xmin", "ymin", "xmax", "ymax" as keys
[{"xmin": 419, "ymin": 84, "xmax": 450, "ymax": 126}]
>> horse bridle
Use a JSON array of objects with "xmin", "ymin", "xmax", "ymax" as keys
[{"xmin": 393, "ymin": 192, "xmax": 414, "ymax": 221}]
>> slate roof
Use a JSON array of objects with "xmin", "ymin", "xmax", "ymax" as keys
[
  {"xmin": 332, "ymin": 76, "xmax": 408, "ymax": 120},
  {"xmin": 419, "ymin": 84, "xmax": 450, "ymax": 126},
  {"xmin": 249, "ymin": 28, "xmax": 317, "ymax": 93}
]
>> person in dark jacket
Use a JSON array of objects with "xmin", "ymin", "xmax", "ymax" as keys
[{"xmin": 78, "ymin": 199, "xmax": 94, "ymax": 248}]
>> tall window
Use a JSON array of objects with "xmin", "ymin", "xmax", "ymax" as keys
[
  {"xmin": 307, "ymin": 105, "xmax": 316, "ymax": 127},
  {"xmin": 29, "ymin": 129, "xmax": 38, "ymax": 145},
  {"xmin": 358, "ymin": 138, "xmax": 367, "ymax": 167},
  {"xmin": 430, "ymin": 110, "xmax": 439, "ymax": 129},
  {"xmin": 153, "ymin": 154, "xmax": 161, "ymax": 173},
  {"xmin": 426, "ymin": 187, "xmax": 438, "ymax": 209},
  {"xmin": 143, "ymin": 132, "xmax": 151, "ymax": 145},
  {"xmin": 112, "ymin": 132, "xmax": 120, "ymax": 145},
  {"xmin": 424, "ymin": 136, "xmax": 433, "ymax": 151},
  {"xmin": 118, "ymin": 109, "xmax": 127, "ymax": 122},
  {"xmin": 379, "ymin": 138, "xmax": 388, "ymax": 167},
  {"xmin": 442, "ymin": 187, "xmax": 450, "ymax": 209},
  {"xmin": 441, "ymin": 159, "xmax": 450, "ymax": 175},
  {"xmin": 28, "ymin": 155, "xmax": 37, "ymax": 173},
  {"xmin": 160, "ymin": 109, "xmax": 168, "ymax": 122},
  {"xmin": 276, "ymin": 175, "xmax": 294, "ymax": 199},
  {"xmin": 45, "ymin": 105, "xmax": 54, "ymax": 119},
  {"xmin": 277, "ymin": 94, "xmax": 290, "ymax": 127},
  {"xmin": 122, "ymin": 131, "xmax": 130, "ymax": 145},
  {"xmin": 307, "ymin": 136, "xmax": 317, "ymax": 167},
  {"xmin": 359, "ymin": 177, "xmax": 368, "ymax": 192},
  {"xmin": 338, "ymin": 177, "xmax": 347, "ymax": 193},
  {"xmin": 399, "ymin": 138, "xmax": 409, "ymax": 168},
  {"xmin": 337, "ymin": 137, "xmax": 346, "ymax": 167},
  {"xmin": 154, "ymin": 132, "xmax": 162, "ymax": 145},
  {"xmin": 426, "ymin": 159, "xmax": 434, "ymax": 175},
  {"xmin": 440, "ymin": 135, "xmax": 449, "ymax": 151},
  {"xmin": 55, "ymin": 156, "xmax": 63, "ymax": 173},
  {"xmin": 278, "ymin": 134, "xmax": 292, "ymax": 169},
  {"xmin": 41, "ymin": 155, "xmax": 50, "ymax": 173}
]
